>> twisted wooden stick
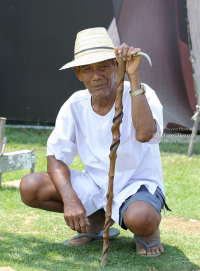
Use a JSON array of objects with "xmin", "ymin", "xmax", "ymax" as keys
[{"xmin": 101, "ymin": 57, "xmax": 126, "ymax": 267}]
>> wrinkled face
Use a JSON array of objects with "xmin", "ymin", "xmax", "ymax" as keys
[{"xmin": 74, "ymin": 59, "xmax": 118, "ymax": 98}]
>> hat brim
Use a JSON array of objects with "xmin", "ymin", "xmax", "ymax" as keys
[{"xmin": 59, "ymin": 51, "xmax": 116, "ymax": 70}]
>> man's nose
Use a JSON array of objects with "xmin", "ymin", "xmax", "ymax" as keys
[{"xmin": 92, "ymin": 68, "xmax": 103, "ymax": 80}]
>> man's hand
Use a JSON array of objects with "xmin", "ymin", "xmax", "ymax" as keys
[
  {"xmin": 47, "ymin": 155, "xmax": 90, "ymax": 233},
  {"xmin": 114, "ymin": 44, "xmax": 156, "ymax": 142},
  {"xmin": 114, "ymin": 44, "xmax": 142, "ymax": 77},
  {"xmin": 63, "ymin": 190, "xmax": 90, "ymax": 233}
]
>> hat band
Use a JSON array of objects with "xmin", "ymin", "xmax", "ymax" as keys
[{"xmin": 74, "ymin": 46, "xmax": 114, "ymax": 56}]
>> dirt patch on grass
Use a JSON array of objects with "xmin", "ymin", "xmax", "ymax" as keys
[
  {"xmin": 161, "ymin": 217, "xmax": 200, "ymax": 236},
  {"xmin": 24, "ymin": 215, "xmax": 38, "ymax": 225},
  {"xmin": 2, "ymin": 180, "xmax": 21, "ymax": 188}
]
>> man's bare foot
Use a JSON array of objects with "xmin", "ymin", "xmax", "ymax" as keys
[
  {"xmin": 135, "ymin": 228, "xmax": 164, "ymax": 256},
  {"xmin": 67, "ymin": 235, "xmax": 94, "ymax": 246},
  {"xmin": 68, "ymin": 212, "xmax": 114, "ymax": 246}
]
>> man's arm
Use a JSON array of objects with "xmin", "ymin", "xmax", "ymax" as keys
[
  {"xmin": 114, "ymin": 44, "xmax": 156, "ymax": 142},
  {"xmin": 129, "ymin": 72, "xmax": 156, "ymax": 142},
  {"xmin": 47, "ymin": 155, "xmax": 89, "ymax": 233}
]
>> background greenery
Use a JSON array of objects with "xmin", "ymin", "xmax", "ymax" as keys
[{"xmin": 0, "ymin": 128, "xmax": 200, "ymax": 271}]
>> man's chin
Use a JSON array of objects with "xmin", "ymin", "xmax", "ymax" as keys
[
  {"xmin": 93, "ymin": 92, "xmax": 110, "ymax": 98},
  {"xmin": 90, "ymin": 88, "xmax": 111, "ymax": 98}
]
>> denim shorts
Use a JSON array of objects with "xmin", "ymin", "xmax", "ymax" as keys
[{"xmin": 118, "ymin": 185, "xmax": 170, "ymax": 229}]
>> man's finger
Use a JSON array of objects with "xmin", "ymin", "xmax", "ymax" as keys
[
  {"xmin": 114, "ymin": 44, "xmax": 126, "ymax": 57},
  {"xmin": 121, "ymin": 45, "xmax": 130, "ymax": 61},
  {"xmin": 76, "ymin": 228, "xmax": 82, "ymax": 234},
  {"xmin": 79, "ymin": 215, "xmax": 90, "ymax": 233},
  {"xmin": 130, "ymin": 48, "xmax": 142, "ymax": 56},
  {"xmin": 114, "ymin": 47, "xmax": 119, "ymax": 56},
  {"xmin": 127, "ymin": 47, "xmax": 134, "ymax": 60},
  {"xmin": 74, "ymin": 217, "xmax": 82, "ymax": 232},
  {"xmin": 64, "ymin": 218, "xmax": 70, "ymax": 227},
  {"xmin": 114, "ymin": 47, "xmax": 120, "ymax": 63},
  {"xmin": 117, "ymin": 43, "xmax": 126, "ymax": 54},
  {"xmin": 80, "ymin": 224, "xmax": 87, "ymax": 233},
  {"xmin": 79, "ymin": 222, "xmax": 87, "ymax": 234},
  {"xmin": 69, "ymin": 219, "xmax": 75, "ymax": 231}
]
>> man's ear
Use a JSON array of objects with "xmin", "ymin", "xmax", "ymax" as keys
[{"xmin": 73, "ymin": 67, "xmax": 83, "ymax": 81}]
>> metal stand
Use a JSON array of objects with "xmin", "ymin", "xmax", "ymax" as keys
[
  {"xmin": 0, "ymin": 117, "xmax": 7, "ymax": 186},
  {"xmin": 0, "ymin": 117, "xmax": 36, "ymax": 187}
]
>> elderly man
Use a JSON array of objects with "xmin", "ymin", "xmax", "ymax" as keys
[{"xmin": 20, "ymin": 27, "xmax": 170, "ymax": 257}]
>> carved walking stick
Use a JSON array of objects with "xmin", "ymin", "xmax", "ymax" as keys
[
  {"xmin": 101, "ymin": 52, "xmax": 152, "ymax": 267},
  {"xmin": 101, "ymin": 55, "xmax": 126, "ymax": 267}
]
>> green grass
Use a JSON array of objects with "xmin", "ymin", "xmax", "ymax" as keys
[{"xmin": 0, "ymin": 128, "xmax": 200, "ymax": 271}]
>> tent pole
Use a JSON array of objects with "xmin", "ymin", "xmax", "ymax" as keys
[
  {"xmin": 188, "ymin": 105, "xmax": 200, "ymax": 157},
  {"xmin": 185, "ymin": 0, "xmax": 200, "ymax": 156}
]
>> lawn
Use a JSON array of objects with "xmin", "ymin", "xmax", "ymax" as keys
[{"xmin": 0, "ymin": 128, "xmax": 200, "ymax": 271}]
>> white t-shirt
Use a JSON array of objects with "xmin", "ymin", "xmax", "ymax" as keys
[{"xmin": 47, "ymin": 82, "xmax": 164, "ymax": 221}]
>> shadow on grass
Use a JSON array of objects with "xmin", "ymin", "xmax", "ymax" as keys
[
  {"xmin": 1, "ymin": 232, "xmax": 199, "ymax": 271},
  {"xmin": 0, "ymin": 186, "xmax": 19, "ymax": 191}
]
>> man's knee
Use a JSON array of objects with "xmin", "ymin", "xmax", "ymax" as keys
[
  {"xmin": 20, "ymin": 173, "xmax": 41, "ymax": 208},
  {"xmin": 123, "ymin": 201, "xmax": 161, "ymax": 236}
]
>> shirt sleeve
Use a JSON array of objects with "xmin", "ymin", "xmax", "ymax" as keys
[
  {"xmin": 47, "ymin": 105, "xmax": 78, "ymax": 166},
  {"xmin": 144, "ymin": 84, "xmax": 163, "ymax": 144}
]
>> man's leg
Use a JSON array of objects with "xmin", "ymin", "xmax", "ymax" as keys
[
  {"xmin": 123, "ymin": 200, "xmax": 164, "ymax": 256},
  {"xmin": 20, "ymin": 172, "xmax": 108, "ymax": 245},
  {"xmin": 20, "ymin": 172, "xmax": 64, "ymax": 212}
]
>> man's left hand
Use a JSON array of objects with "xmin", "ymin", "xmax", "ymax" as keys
[{"xmin": 114, "ymin": 44, "xmax": 142, "ymax": 77}]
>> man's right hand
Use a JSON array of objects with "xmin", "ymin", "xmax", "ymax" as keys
[
  {"xmin": 47, "ymin": 155, "xmax": 90, "ymax": 234},
  {"xmin": 63, "ymin": 190, "xmax": 90, "ymax": 233}
]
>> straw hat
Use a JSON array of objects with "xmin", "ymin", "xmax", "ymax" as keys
[{"xmin": 59, "ymin": 27, "xmax": 116, "ymax": 70}]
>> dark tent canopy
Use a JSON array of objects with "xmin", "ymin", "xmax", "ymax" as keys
[{"xmin": 0, "ymin": 0, "xmax": 198, "ymax": 129}]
